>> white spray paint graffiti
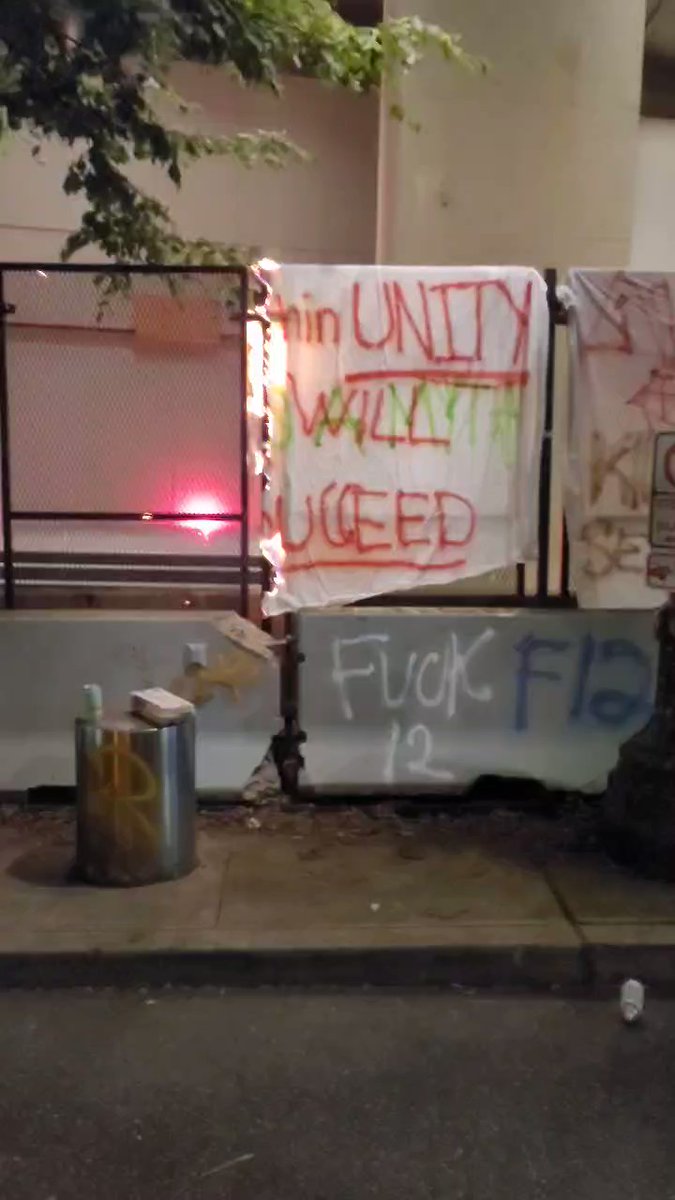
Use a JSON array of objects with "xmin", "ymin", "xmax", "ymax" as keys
[
  {"xmin": 309, "ymin": 611, "xmax": 659, "ymax": 791},
  {"xmin": 331, "ymin": 629, "xmax": 496, "ymax": 783},
  {"xmin": 383, "ymin": 723, "xmax": 456, "ymax": 785}
]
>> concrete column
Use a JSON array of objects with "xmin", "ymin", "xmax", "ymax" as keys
[{"xmin": 378, "ymin": 0, "xmax": 646, "ymax": 269}]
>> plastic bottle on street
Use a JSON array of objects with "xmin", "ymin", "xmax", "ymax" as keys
[{"xmin": 620, "ymin": 979, "xmax": 645, "ymax": 1024}]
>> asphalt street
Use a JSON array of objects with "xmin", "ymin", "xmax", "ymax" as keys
[{"xmin": 0, "ymin": 988, "xmax": 672, "ymax": 1200}]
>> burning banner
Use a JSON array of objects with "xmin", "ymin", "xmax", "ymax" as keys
[{"xmin": 261, "ymin": 264, "xmax": 549, "ymax": 614}]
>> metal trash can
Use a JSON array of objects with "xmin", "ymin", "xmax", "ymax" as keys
[{"xmin": 75, "ymin": 713, "xmax": 196, "ymax": 886}]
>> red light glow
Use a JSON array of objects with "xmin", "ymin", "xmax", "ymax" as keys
[{"xmin": 178, "ymin": 494, "xmax": 229, "ymax": 541}]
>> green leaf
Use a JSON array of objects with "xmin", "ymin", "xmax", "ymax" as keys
[{"xmin": 0, "ymin": 0, "xmax": 478, "ymax": 267}]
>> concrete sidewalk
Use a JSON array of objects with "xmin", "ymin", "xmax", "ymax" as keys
[{"xmin": 0, "ymin": 805, "xmax": 674, "ymax": 990}]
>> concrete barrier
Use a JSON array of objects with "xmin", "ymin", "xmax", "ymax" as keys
[
  {"xmin": 297, "ymin": 608, "xmax": 657, "ymax": 793},
  {"xmin": 0, "ymin": 607, "xmax": 658, "ymax": 799},
  {"xmin": 0, "ymin": 612, "xmax": 278, "ymax": 797}
]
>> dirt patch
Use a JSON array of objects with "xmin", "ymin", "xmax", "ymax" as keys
[{"xmin": 201, "ymin": 796, "xmax": 603, "ymax": 870}]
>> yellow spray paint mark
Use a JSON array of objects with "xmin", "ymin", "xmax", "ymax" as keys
[
  {"xmin": 84, "ymin": 732, "xmax": 159, "ymax": 867},
  {"xmin": 172, "ymin": 648, "xmax": 263, "ymax": 706}
]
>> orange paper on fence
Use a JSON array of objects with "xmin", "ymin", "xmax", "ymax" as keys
[{"xmin": 133, "ymin": 293, "xmax": 221, "ymax": 352}]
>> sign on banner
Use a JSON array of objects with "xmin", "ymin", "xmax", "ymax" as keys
[
  {"xmin": 261, "ymin": 265, "xmax": 549, "ymax": 615},
  {"xmin": 647, "ymin": 431, "xmax": 675, "ymax": 589},
  {"xmin": 565, "ymin": 270, "xmax": 675, "ymax": 608},
  {"xmin": 649, "ymin": 497, "xmax": 675, "ymax": 549},
  {"xmin": 646, "ymin": 552, "xmax": 675, "ymax": 590}
]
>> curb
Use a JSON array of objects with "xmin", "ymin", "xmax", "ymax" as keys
[
  {"xmin": 0, "ymin": 941, "xmax": 672, "ymax": 992},
  {"xmin": 0, "ymin": 945, "xmax": 581, "ymax": 990}
]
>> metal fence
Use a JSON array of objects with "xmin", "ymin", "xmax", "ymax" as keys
[
  {"xmin": 0, "ymin": 261, "xmax": 575, "ymax": 797},
  {"xmin": 0, "ymin": 262, "xmax": 569, "ymax": 619},
  {"xmin": 0, "ymin": 263, "xmax": 254, "ymax": 616}
]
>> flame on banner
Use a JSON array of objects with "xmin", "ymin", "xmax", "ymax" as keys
[
  {"xmin": 268, "ymin": 320, "xmax": 288, "ymax": 390},
  {"xmin": 246, "ymin": 319, "xmax": 265, "ymax": 417},
  {"xmin": 260, "ymin": 530, "xmax": 287, "ymax": 587}
]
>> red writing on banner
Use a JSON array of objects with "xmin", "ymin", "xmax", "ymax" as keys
[
  {"xmin": 269, "ymin": 278, "xmax": 534, "ymax": 370},
  {"xmin": 262, "ymin": 484, "xmax": 476, "ymax": 575},
  {"xmin": 283, "ymin": 371, "xmax": 525, "ymax": 449},
  {"xmin": 579, "ymin": 273, "xmax": 675, "ymax": 357}
]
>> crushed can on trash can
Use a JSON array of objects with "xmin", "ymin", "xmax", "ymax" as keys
[{"xmin": 75, "ymin": 713, "xmax": 196, "ymax": 886}]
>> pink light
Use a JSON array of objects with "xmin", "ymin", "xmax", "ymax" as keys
[{"xmin": 178, "ymin": 494, "xmax": 228, "ymax": 541}]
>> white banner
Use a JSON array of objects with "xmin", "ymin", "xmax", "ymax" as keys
[
  {"xmin": 566, "ymin": 269, "xmax": 673, "ymax": 608},
  {"xmin": 262, "ymin": 265, "xmax": 548, "ymax": 615}
]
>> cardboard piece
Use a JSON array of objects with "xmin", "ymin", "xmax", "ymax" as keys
[{"xmin": 213, "ymin": 613, "xmax": 279, "ymax": 661}]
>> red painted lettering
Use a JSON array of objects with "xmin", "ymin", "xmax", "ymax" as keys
[
  {"xmin": 268, "ymin": 494, "xmax": 314, "ymax": 553},
  {"xmin": 434, "ymin": 491, "xmax": 476, "ymax": 547},
  {"xmin": 352, "ymin": 282, "xmax": 396, "ymax": 351},
  {"xmin": 494, "ymin": 278, "xmax": 533, "ymax": 368},
  {"xmin": 428, "ymin": 282, "xmax": 458, "ymax": 361},
  {"xmin": 269, "ymin": 295, "xmax": 341, "ymax": 345},
  {"xmin": 285, "ymin": 304, "xmax": 301, "ymax": 342},
  {"xmin": 370, "ymin": 388, "xmax": 408, "ymax": 445},
  {"xmin": 287, "ymin": 373, "xmax": 361, "ymax": 441},
  {"xmin": 319, "ymin": 482, "xmax": 350, "ymax": 548},
  {"xmin": 393, "ymin": 282, "xmax": 434, "ymax": 361},
  {"xmin": 316, "ymin": 307, "xmax": 340, "ymax": 345},
  {"xmin": 302, "ymin": 293, "xmax": 314, "ymax": 344},
  {"xmin": 408, "ymin": 384, "xmax": 451, "ymax": 447},
  {"xmin": 352, "ymin": 488, "xmax": 391, "ymax": 553},
  {"xmin": 474, "ymin": 281, "xmax": 485, "ymax": 363},
  {"xmin": 395, "ymin": 491, "xmax": 431, "ymax": 548}
]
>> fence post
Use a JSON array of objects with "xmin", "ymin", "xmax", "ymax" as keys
[
  {"xmin": 271, "ymin": 612, "xmax": 306, "ymax": 799},
  {"xmin": 0, "ymin": 269, "xmax": 15, "ymax": 609},
  {"xmin": 560, "ymin": 519, "xmax": 571, "ymax": 599},
  {"xmin": 537, "ymin": 267, "xmax": 558, "ymax": 602}
]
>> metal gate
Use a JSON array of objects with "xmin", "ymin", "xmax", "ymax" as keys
[{"xmin": 0, "ymin": 263, "xmax": 254, "ymax": 616}]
